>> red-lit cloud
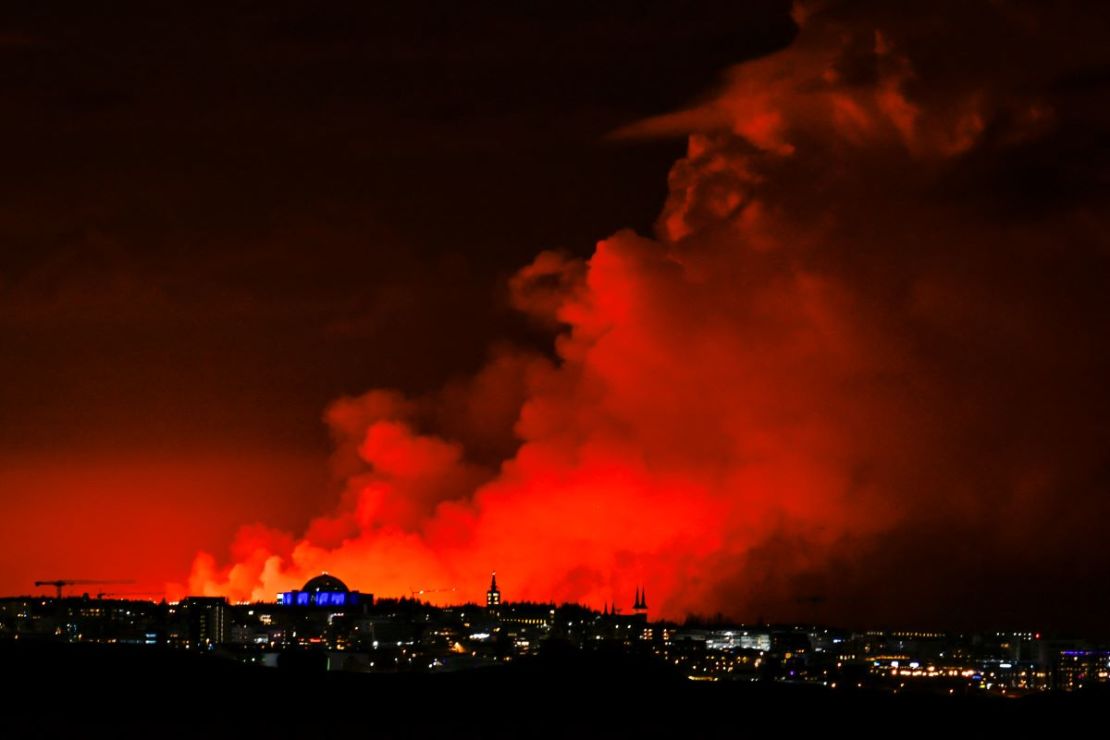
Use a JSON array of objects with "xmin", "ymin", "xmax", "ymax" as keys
[{"xmin": 183, "ymin": 2, "xmax": 1110, "ymax": 628}]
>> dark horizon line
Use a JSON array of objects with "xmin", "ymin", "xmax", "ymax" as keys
[{"xmin": 4, "ymin": 591, "xmax": 1103, "ymax": 639}]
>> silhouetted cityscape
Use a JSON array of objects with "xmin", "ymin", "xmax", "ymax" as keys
[{"xmin": 3, "ymin": 571, "xmax": 1107, "ymax": 696}]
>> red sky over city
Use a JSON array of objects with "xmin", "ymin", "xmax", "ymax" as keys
[{"xmin": 2, "ymin": 1, "xmax": 1109, "ymax": 631}]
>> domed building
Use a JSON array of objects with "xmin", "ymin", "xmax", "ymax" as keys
[
  {"xmin": 277, "ymin": 573, "xmax": 372, "ymax": 608},
  {"xmin": 302, "ymin": 574, "xmax": 349, "ymax": 595}
]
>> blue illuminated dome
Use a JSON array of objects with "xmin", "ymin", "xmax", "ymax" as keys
[
  {"xmin": 277, "ymin": 572, "xmax": 369, "ymax": 607},
  {"xmin": 301, "ymin": 573, "xmax": 349, "ymax": 594}
]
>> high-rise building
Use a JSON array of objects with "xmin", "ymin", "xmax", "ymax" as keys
[{"xmin": 181, "ymin": 596, "xmax": 228, "ymax": 646}]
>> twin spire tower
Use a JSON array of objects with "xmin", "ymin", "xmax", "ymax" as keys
[
  {"xmin": 602, "ymin": 586, "xmax": 649, "ymax": 616},
  {"xmin": 488, "ymin": 571, "xmax": 647, "ymax": 617}
]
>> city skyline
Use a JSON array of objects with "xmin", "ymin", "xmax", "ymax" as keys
[
  {"xmin": 5, "ymin": 568, "xmax": 1109, "ymax": 697},
  {"xmin": 5, "ymin": 568, "xmax": 1101, "ymax": 639}
]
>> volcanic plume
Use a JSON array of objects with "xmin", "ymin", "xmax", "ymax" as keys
[{"xmin": 183, "ymin": 1, "xmax": 1110, "ymax": 629}]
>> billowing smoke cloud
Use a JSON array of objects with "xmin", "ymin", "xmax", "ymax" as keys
[{"xmin": 181, "ymin": 1, "xmax": 1110, "ymax": 629}]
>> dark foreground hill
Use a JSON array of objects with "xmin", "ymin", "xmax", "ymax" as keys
[{"xmin": 1, "ymin": 640, "xmax": 1103, "ymax": 738}]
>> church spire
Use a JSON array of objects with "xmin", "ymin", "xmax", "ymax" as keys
[{"xmin": 486, "ymin": 571, "xmax": 501, "ymax": 610}]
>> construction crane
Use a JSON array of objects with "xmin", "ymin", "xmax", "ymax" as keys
[
  {"xmin": 95, "ymin": 591, "xmax": 162, "ymax": 600},
  {"xmin": 409, "ymin": 586, "xmax": 456, "ymax": 600},
  {"xmin": 34, "ymin": 579, "xmax": 134, "ymax": 599}
]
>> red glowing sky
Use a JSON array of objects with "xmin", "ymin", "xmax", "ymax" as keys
[{"xmin": 3, "ymin": 1, "xmax": 1110, "ymax": 630}]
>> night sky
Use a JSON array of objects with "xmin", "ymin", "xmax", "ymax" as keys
[{"xmin": 3, "ymin": 1, "xmax": 1109, "ymax": 632}]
